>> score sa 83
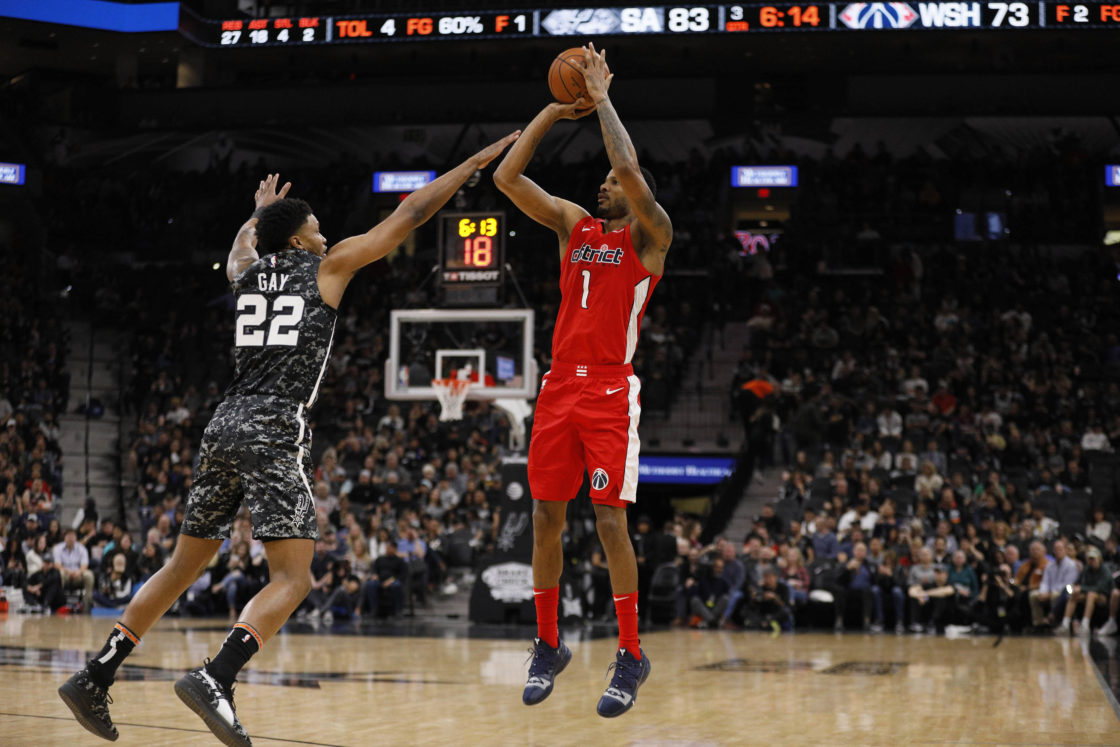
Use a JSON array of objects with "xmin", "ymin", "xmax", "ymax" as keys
[{"xmin": 665, "ymin": 7, "xmax": 714, "ymax": 31}]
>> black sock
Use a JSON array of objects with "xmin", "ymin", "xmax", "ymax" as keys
[
  {"xmin": 87, "ymin": 622, "xmax": 140, "ymax": 688},
  {"xmin": 205, "ymin": 622, "xmax": 261, "ymax": 690}
]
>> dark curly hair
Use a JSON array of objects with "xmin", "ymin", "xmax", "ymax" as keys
[{"xmin": 255, "ymin": 198, "xmax": 313, "ymax": 255}]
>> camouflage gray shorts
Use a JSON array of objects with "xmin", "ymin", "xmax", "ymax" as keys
[{"xmin": 180, "ymin": 395, "xmax": 319, "ymax": 542}]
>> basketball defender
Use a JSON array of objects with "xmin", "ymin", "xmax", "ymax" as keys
[
  {"xmin": 494, "ymin": 44, "xmax": 671, "ymax": 717},
  {"xmin": 58, "ymin": 132, "xmax": 519, "ymax": 745}
]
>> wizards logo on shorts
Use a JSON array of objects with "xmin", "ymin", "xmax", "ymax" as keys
[
  {"xmin": 571, "ymin": 243, "xmax": 623, "ymax": 265},
  {"xmin": 839, "ymin": 2, "xmax": 918, "ymax": 28},
  {"xmin": 591, "ymin": 468, "xmax": 610, "ymax": 491}
]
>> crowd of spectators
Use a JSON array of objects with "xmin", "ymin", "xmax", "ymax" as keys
[
  {"xmin": 664, "ymin": 483, "xmax": 1120, "ymax": 637},
  {"xmin": 697, "ymin": 186, "xmax": 1120, "ymax": 634},
  {"xmin": 4, "ymin": 119, "xmax": 1118, "ymax": 635},
  {"xmin": 1, "ymin": 138, "xmax": 711, "ymax": 618},
  {"xmin": 0, "ymin": 250, "xmax": 74, "ymax": 611}
]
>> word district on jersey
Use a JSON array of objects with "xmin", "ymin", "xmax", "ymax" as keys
[{"xmin": 571, "ymin": 243, "xmax": 624, "ymax": 265}]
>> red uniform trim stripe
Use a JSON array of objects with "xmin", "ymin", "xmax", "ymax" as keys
[{"xmin": 549, "ymin": 361, "xmax": 633, "ymax": 378}]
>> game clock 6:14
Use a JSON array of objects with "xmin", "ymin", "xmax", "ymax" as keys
[
  {"xmin": 725, "ymin": 4, "xmax": 825, "ymax": 30},
  {"xmin": 439, "ymin": 212, "xmax": 505, "ymax": 287}
]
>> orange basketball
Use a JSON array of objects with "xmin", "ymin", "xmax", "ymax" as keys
[{"xmin": 547, "ymin": 47, "xmax": 593, "ymax": 106}]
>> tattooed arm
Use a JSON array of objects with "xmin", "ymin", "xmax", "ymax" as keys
[{"xmin": 582, "ymin": 44, "xmax": 673, "ymax": 272}]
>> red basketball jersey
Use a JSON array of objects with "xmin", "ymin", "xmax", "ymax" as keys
[{"xmin": 551, "ymin": 216, "xmax": 661, "ymax": 365}]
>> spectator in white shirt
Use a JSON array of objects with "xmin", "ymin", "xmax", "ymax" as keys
[
  {"xmin": 838, "ymin": 497, "xmax": 880, "ymax": 535},
  {"xmin": 831, "ymin": 351, "xmax": 858, "ymax": 385},
  {"xmin": 893, "ymin": 440, "xmax": 920, "ymax": 477},
  {"xmin": 878, "ymin": 406, "xmax": 903, "ymax": 438},
  {"xmin": 1081, "ymin": 424, "xmax": 1111, "ymax": 452},
  {"xmin": 901, "ymin": 366, "xmax": 928, "ymax": 400},
  {"xmin": 164, "ymin": 396, "xmax": 191, "ymax": 425},
  {"xmin": 866, "ymin": 440, "xmax": 893, "ymax": 471},
  {"xmin": 53, "ymin": 528, "xmax": 95, "ymax": 611},
  {"xmin": 914, "ymin": 461, "xmax": 944, "ymax": 498},
  {"xmin": 1088, "ymin": 509, "xmax": 1113, "ymax": 544},
  {"xmin": 377, "ymin": 404, "xmax": 405, "ymax": 433},
  {"xmin": 978, "ymin": 404, "xmax": 1003, "ymax": 435}
]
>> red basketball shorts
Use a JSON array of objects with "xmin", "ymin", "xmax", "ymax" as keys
[{"xmin": 527, "ymin": 362, "xmax": 641, "ymax": 508}]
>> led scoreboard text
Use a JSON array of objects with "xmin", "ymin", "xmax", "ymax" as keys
[
  {"xmin": 0, "ymin": 162, "xmax": 27, "ymax": 186},
  {"xmin": 439, "ymin": 212, "xmax": 505, "ymax": 287},
  {"xmin": 180, "ymin": 2, "xmax": 1120, "ymax": 46}
]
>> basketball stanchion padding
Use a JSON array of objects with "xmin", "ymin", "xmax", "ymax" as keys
[{"xmin": 432, "ymin": 377, "xmax": 471, "ymax": 421}]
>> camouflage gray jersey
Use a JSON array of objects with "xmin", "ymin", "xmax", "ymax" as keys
[
  {"xmin": 180, "ymin": 249, "xmax": 335, "ymax": 542},
  {"xmin": 226, "ymin": 249, "xmax": 336, "ymax": 407}
]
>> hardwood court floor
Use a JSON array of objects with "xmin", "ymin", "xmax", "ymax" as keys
[{"xmin": 2, "ymin": 614, "xmax": 1118, "ymax": 746}]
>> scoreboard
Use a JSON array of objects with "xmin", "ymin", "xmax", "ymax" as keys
[
  {"xmin": 178, "ymin": 3, "xmax": 1120, "ymax": 47},
  {"xmin": 438, "ymin": 212, "xmax": 506, "ymax": 287}
]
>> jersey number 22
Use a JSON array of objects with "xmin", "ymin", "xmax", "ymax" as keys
[{"xmin": 235, "ymin": 293, "xmax": 305, "ymax": 347}]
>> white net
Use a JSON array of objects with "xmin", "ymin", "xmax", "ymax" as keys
[{"xmin": 432, "ymin": 378, "xmax": 470, "ymax": 421}]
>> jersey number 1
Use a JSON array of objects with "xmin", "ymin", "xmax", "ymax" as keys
[
  {"xmin": 235, "ymin": 293, "xmax": 305, "ymax": 347},
  {"xmin": 580, "ymin": 270, "xmax": 591, "ymax": 309}
]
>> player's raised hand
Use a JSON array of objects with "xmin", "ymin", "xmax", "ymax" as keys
[
  {"xmin": 254, "ymin": 173, "xmax": 291, "ymax": 210},
  {"xmin": 581, "ymin": 43, "xmax": 613, "ymax": 105},
  {"xmin": 472, "ymin": 130, "xmax": 523, "ymax": 169},
  {"xmin": 549, "ymin": 99, "xmax": 597, "ymax": 120}
]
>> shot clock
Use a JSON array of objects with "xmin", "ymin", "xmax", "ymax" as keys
[{"xmin": 439, "ymin": 212, "xmax": 505, "ymax": 287}]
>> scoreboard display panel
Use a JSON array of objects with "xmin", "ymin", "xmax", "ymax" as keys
[
  {"xmin": 439, "ymin": 212, "xmax": 505, "ymax": 287},
  {"xmin": 178, "ymin": 3, "xmax": 1120, "ymax": 47}
]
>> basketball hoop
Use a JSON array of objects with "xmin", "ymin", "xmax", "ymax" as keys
[{"xmin": 432, "ymin": 377, "xmax": 471, "ymax": 421}]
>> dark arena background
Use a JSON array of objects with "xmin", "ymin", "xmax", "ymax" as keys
[{"xmin": 2, "ymin": 0, "xmax": 1120, "ymax": 744}]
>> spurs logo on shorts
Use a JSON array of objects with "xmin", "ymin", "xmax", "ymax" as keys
[{"xmin": 591, "ymin": 468, "xmax": 609, "ymax": 491}]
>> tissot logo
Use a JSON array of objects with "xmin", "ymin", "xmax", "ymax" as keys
[
  {"xmin": 571, "ymin": 243, "xmax": 623, "ymax": 265},
  {"xmin": 443, "ymin": 270, "xmax": 499, "ymax": 282}
]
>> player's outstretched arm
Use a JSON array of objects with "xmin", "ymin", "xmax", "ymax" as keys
[
  {"xmin": 318, "ymin": 131, "xmax": 520, "ymax": 306},
  {"xmin": 494, "ymin": 103, "xmax": 592, "ymax": 250},
  {"xmin": 227, "ymin": 173, "xmax": 291, "ymax": 282},
  {"xmin": 582, "ymin": 45, "xmax": 672, "ymax": 263}
]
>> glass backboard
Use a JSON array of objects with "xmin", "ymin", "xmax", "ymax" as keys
[{"xmin": 385, "ymin": 308, "xmax": 537, "ymax": 401}]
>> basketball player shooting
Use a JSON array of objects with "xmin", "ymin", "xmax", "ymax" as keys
[
  {"xmin": 494, "ymin": 43, "xmax": 672, "ymax": 718},
  {"xmin": 58, "ymin": 131, "xmax": 519, "ymax": 746}
]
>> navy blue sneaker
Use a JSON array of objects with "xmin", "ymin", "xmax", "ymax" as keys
[
  {"xmin": 522, "ymin": 637, "xmax": 571, "ymax": 705},
  {"xmin": 596, "ymin": 647, "xmax": 651, "ymax": 718}
]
